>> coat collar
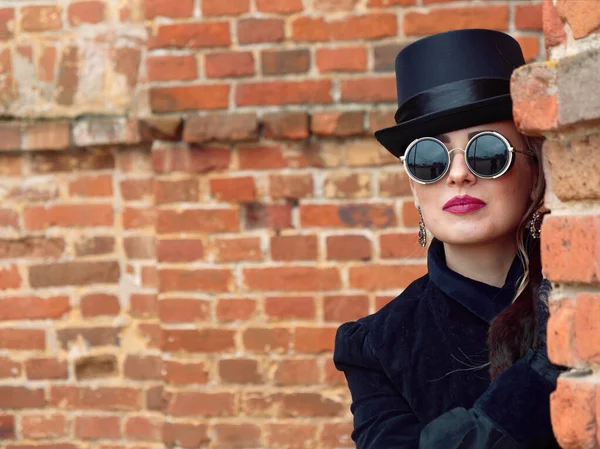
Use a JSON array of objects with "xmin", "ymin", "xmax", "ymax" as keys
[{"xmin": 427, "ymin": 238, "xmax": 524, "ymax": 324}]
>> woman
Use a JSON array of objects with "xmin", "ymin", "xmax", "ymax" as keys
[{"xmin": 333, "ymin": 29, "xmax": 565, "ymax": 448}]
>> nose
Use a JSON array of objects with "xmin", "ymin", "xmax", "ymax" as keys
[{"xmin": 445, "ymin": 149, "xmax": 476, "ymax": 186}]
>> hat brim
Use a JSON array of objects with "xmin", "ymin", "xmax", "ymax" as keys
[{"xmin": 374, "ymin": 94, "xmax": 514, "ymax": 158}]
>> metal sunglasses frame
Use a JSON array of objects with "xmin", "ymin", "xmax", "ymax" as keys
[{"xmin": 399, "ymin": 130, "xmax": 530, "ymax": 185}]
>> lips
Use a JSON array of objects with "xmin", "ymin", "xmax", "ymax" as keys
[{"xmin": 443, "ymin": 195, "xmax": 486, "ymax": 214}]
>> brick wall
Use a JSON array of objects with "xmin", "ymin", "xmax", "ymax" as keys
[
  {"xmin": 512, "ymin": 1, "xmax": 600, "ymax": 448},
  {"xmin": 0, "ymin": 0, "xmax": 547, "ymax": 448}
]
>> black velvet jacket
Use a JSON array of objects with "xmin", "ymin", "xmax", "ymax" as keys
[{"xmin": 334, "ymin": 238, "xmax": 558, "ymax": 449}]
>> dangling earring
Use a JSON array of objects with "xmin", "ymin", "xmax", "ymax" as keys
[
  {"xmin": 418, "ymin": 206, "xmax": 427, "ymax": 247},
  {"xmin": 528, "ymin": 211, "xmax": 542, "ymax": 239}
]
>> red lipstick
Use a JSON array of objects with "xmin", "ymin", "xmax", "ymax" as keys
[{"xmin": 443, "ymin": 195, "xmax": 486, "ymax": 214}]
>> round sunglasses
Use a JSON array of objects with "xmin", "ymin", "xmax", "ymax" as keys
[{"xmin": 400, "ymin": 131, "xmax": 531, "ymax": 185}]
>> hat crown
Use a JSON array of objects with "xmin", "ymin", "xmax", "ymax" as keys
[{"xmin": 395, "ymin": 29, "xmax": 525, "ymax": 107}]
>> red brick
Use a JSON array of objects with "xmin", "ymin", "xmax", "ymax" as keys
[
  {"xmin": 26, "ymin": 358, "xmax": 68, "ymax": 380},
  {"xmin": 159, "ymin": 298, "xmax": 210, "ymax": 323},
  {"xmin": 312, "ymin": 111, "xmax": 364, "ymax": 136},
  {"xmin": 324, "ymin": 358, "xmax": 346, "ymax": 385},
  {"xmin": 162, "ymin": 329, "xmax": 236, "ymax": 354},
  {"xmin": 238, "ymin": 18, "xmax": 285, "ymax": 44},
  {"xmin": 243, "ymin": 328, "xmax": 291, "ymax": 353},
  {"xmin": 402, "ymin": 201, "xmax": 421, "ymax": 227},
  {"xmin": 269, "ymin": 174, "xmax": 313, "ymax": 200},
  {"xmin": 213, "ymin": 424, "xmax": 262, "ymax": 447},
  {"xmin": 22, "ymin": 121, "xmax": 70, "ymax": 151},
  {"xmin": 120, "ymin": 179, "xmax": 153, "ymax": 201},
  {"xmin": 516, "ymin": 36, "xmax": 541, "ymax": 63},
  {"xmin": 0, "ymin": 386, "xmax": 45, "ymax": 409},
  {"xmin": 294, "ymin": 327, "xmax": 337, "ymax": 353},
  {"xmin": 202, "ymin": 0, "xmax": 250, "ymax": 16},
  {"xmin": 123, "ymin": 355, "xmax": 162, "ymax": 381},
  {"xmin": 68, "ymin": 174, "xmax": 113, "ymax": 197},
  {"xmin": 265, "ymin": 296, "xmax": 316, "ymax": 320},
  {"xmin": 271, "ymin": 235, "xmax": 318, "ymax": 261},
  {"xmin": 0, "ymin": 8, "xmax": 15, "ymax": 40},
  {"xmin": 237, "ymin": 80, "xmax": 332, "ymax": 106},
  {"xmin": 210, "ymin": 176, "xmax": 256, "ymax": 202},
  {"xmin": 183, "ymin": 113, "xmax": 258, "ymax": 143},
  {"xmin": 368, "ymin": 0, "xmax": 415, "ymax": 5},
  {"xmin": 149, "ymin": 22, "xmax": 230, "ymax": 49},
  {"xmin": 349, "ymin": 264, "xmax": 427, "ymax": 290},
  {"xmin": 324, "ymin": 295, "xmax": 369, "ymax": 321},
  {"xmin": 274, "ymin": 359, "xmax": 319, "ymax": 385},
  {"xmin": 146, "ymin": 55, "xmax": 197, "ymax": 82},
  {"xmin": 321, "ymin": 422, "xmax": 354, "ymax": 448},
  {"xmin": 0, "ymin": 237, "xmax": 64, "ymax": 260},
  {"xmin": 262, "ymin": 49, "xmax": 310, "ymax": 75},
  {"xmin": 160, "ymin": 269, "xmax": 233, "ymax": 293},
  {"xmin": 75, "ymin": 354, "xmax": 117, "ymax": 381},
  {"xmin": 404, "ymin": 6, "xmax": 509, "ymax": 35},
  {"xmin": 0, "ymin": 209, "xmax": 18, "ymax": 229},
  {"xmin": 157, "ymin": 208, "xmax": 239, "ymax": 233},
  {"xmin": 49, "ymin": 386, "xmax": 141, "ymax": 410},
  {"xmin": 68, "ymin": 1, "xmax": 105, "ymax": 25},
  {"xmin": 21, "ymin": 6, "xmax": 62, "ymax": 31},
  {"xmin": 380, "ymin": 232, "xmax": 426, "ymax": 259},
  {"xmin": 219, "ymin": 359, "xmax": 262, "ymax": 384},
  {"xmin": 123, "ymin": 207, "xmax": 155, "ymax": 229},
  {"xmin": 0, "ymin": 329, "xmax": 45, "ymax": 350},
  {"xmin": 0, "ymin": 123, "xmax": 21, "ymax": 152},
  {"xmin": 263, "ymin": 112, "xmax": 310, "ymax": 140},
  {"xmin": 543, "ymin": 0, "xmax": 567, "ymax": 49},
  {"xmin": 300, "ymin": 204, "xmax": 397, "ymax": 228},
  {"xmin": 379, "ymin": 171, "xmax": 411, "ymax": 197},
  {"xmin": 238, "ymin": 144, "xmax": 286, "ymax": 170},
  {"xmin": 244, "ymin": 267, "xmax": 340, "ymax": 291},
  {"xmin": 316, "ymin": 47, "xmax": 368, "ymax": 73},
  {"xmin": 326, "ymin": 235, "xmax": 371, "ymax": 261},
  {"xmin": 205, "ymin": 51, "xmax": 255, "ymax": 78},
  {"xmin": 139, "ymin": 117, "xmax": 183, "ymax": 142},
  {"xmin": 163, "ymin": 422, "xmax": 209, "ymax": 448},
  {"xmin": 244, "ymin": 392, "xmax": 343, "ymax": 417},
  {"xmin": 541, "ymin": 216, "xmax": 600, "ymax": 284},
  {"xmin": 314, "ymin": 0, "xmax": 359, "ymax": 11},
  {"xmin": 144, "ymin": 0, "xmax": 194, "ymax": 18},
  {"xmin": 216, "ymin": 298, "xmax": 257, "ymax": 322},
  {"xmin": 75, "ymin": 416, "xmax": 121, "ymax": 440},
  {"xmin": 324, "ymin": 173, "xmax": 370, "ymax": 198},
  {"xmin": 244, "ymin": 203, "xmax": 293, "ymax": 231},
  {"xmin": 117, "ymin": 47, "xmax": 143, "ymax": 88},
  {"xmin": 0, "ymin": 296, "xmax": 69, "ymax": 320},
  {"xmin": 256, "ymin": 0, "xmax": 303, "ymax": 13},
  {"xmin": 547, "ymin": 297, "xmax": 577, "ymax": 367},
  {"xmin": 130, "ymin": 294, "xmax": 158, "ymax": 318},
  {"xmin": 214, "ymin": 237, "xmax": 263, "ymax": 263},
  {"xmin": 125, "ymin": 416, "xmax": 163, "ymax": 441},
  {"xmin": 164, "ymin": 360, "xmax": 209, "ymax": 385},
  {"xmin": 0, "ymin": 356, "xmax": 20, "ymax": 378},
  {"xmin": 154, "ymin": 179, "xmax": 199, "ymax": 204},
  {"xmin": 292, "ymin": 13, "xmax": 397, "ymax": 41},
  {"xmin": 341, "ymin": 76, "xmax": 396, "ymax": 103},
  {"xmin": 573, "ymin": 293, "xmax": 600, "ymax": 364},
  {"xmin": 24, "ymin": 204, "xmax": 113, "ymax": 230},
  {"xmin": 0, "ymin": 265, "xmax": 20, "ymax": 290},
  {"xmin": 28, "ymin": 261, "xmax": 120, "ymax": 288},
  {"xmin": 56, "ymin": 327, "xmax": 121, "ymax": 349},
  {"xmin": 81, "ymin": 293, "xmax": 120, "ymax": 317},
  {"xmin": 157, "ymin": 239, "xmax": 204, "ymax": 262},
  {"xmin": 150, "ymin": 84, "xmax": 229, "ymax": 113},
  {"xmin": 516, "ymin": 3, "xmax": 543, "ymax": 30},
  {"xmin": 152, "ymin": 143, "xmax": 231, "ymax": 174},
  {"xmin": 550, "ymin": 377, "xmax": 597, "ymax": 447},
  {"xmin": 21, "ymin": 414, "xmax": 68, "ymax": 439}
]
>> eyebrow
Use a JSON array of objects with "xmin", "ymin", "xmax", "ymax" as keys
[{"xmin": 435, "ymin": 130, "xmax": 495, "ymax": 143}]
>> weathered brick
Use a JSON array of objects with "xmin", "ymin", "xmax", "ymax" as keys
[
  {"xmin": 202, "ymin": 0, "xmax": 250, "ymax": 16},
  {"xmin": 0, "ymin": 329, "xmax": 45, "ymax": 350},
  {"xmin": 368, "ymin": 0, "xmax": 415, "ymax": 6},
  {"xmin": 0, "ymin": 265, "xmax": 21, "ymax": 289},
  {"xmin": 163, "ymin": 422, "xmax": 209, "ymax": 448},
  {"xmin": 236, "ymin": 80, "xmax": 332, "ymax": 106},
  {"xmin": 349, "ymin": 264, "xmax": 427, "ymax": 290},
  {"xmin": 73, "ymin": 118, "xmax": 139, "ymax": 146},
  {"xmin": 29, "ymin": 261, "xmax": 120, "ymax": 288},
  {"xmin": 154, "ymin": 179, "xmax": 199, "ymax": 204},
  {"xmin": 263, "ymin": 112, "xmax": 309, "ymax": 140},
  {"xmin": 139, "ymin": 117, "xmax": 183, "ymax": 141},
  {"xmin": 265, "ymin": 296, "xmax": 315, "ymax": 320},
  {"xmin": 0, "ymin": 8, "xmax": 14, "ymax": 40},
  {"xmin": 380, "ymin": 232, "xmax": 426, "ymax": 259},
  {"xmin": 543, "ymin": 0, "xmax": 567, "ymax": 49},
  {"xmin": 81, "ymin": 293, "xmax": 121, "ymax": 317},
  {"xmin": 0, "ymin": 387, "xmax": 45, "ymax": 409},
  {"xmin": 157, "ymin": 208, "xmax": 239, "ymax": 233},
  {"xmin": 262, "ymin": 49, "xmax": 310, "ymax": 75},
  {"xmin": 75, "ymin": 356, "xmax": 118, "ymax": 383},
  {"xmin": 0, "ymin": 123, "xmax": 21, "ymax": 151},
  {"xmin": 159, "ymin": 298, "xmax": 210, "ymax": 323},
  {"xmin": 300, "ymin": 203, "xmax": 397, "ymax": 228},
  {"xmin": 324, "ymin": 173, "xmax": 371, "ymax": 198},
  {"xmin": 22, "ymin": 122, "xmax": 70, "ymax": 151},
  {"xmin": 216, "ymin": 298, "xmax": 257, "ymax": 322},
  {"xmin": 214, "ymin": 237, "xmax": 263, "ymax": 262},
  {"xmin": 312, "ymin": 111, "xmax": 364, "ymax": 136},
  {"xmin": 374, "ymin": 43, "xmax": 411, "ymax": 72},
  {"xmin": 157, "ymin": 239, "xmax": 205, "ymax": 262},
  {"xmin": 57, "ymin": 327, "xmax": 121, "ymax": 349},
  {"xmin": 269, "ymin": 174, "xmax": 314, "ymax": 200},
  {"xmin": 163, "ymin": 360, "xmax": 209, "ymax": 385},
  {"xmin": 26, "ymin": 358, "xmax": 68, "ymax": 380},
  {"xmin": 144, "ymin": 0, "xmax": 194, "ymax": 18},
  {"xmin": 324, "ymin": 295, "xmax": 369, "ymax": 321},
  {"xmin": 117, "ymin": 48, "xmax": 142, "ymax": 88},
  {"xmin": 152, "ymin": 143, "xmax": 231, "ymax": 174},
  {"xmin": 316, "ymin": 46, "xmax": 367, "ymax": 73},
  {"xmin": 74, "ymin": 236, "xmax": 115, "ymax": 256},
  {"xmin": 256, "ymin": 0, "xmax": 303, "ymax": 13},
  {"xmin": 24, "ymin": 204, "xmax": 113, "ymax": 230},
  {"xmin": 0, "ymin": 296, "xmax": 69, "ymax": 321},
  {"xmin": 183, "ymin": 113, "xmax": 258, "ymax": 143},
  {"xmin": 243, "ymin": 267, "xmax": 341, "ymax": 291},
  {"xmin": 21, "ymin": 414, "xmax": 68, "ymax": 439},
  {"xmin": 162, "ymin": 329, "xmax": 235, "ymax": 353},
  {"xmin": 244, "ymin": 203, "xmax": 293, "ymax": 230},
  {"xmin": 50, "ymin": 386, "xmax": 141, "ymax": 410},
  {"xmin": 75, "ymin": 416, "xmax": 121, "ymax": 439},
  {"xmin": 68, "ymin": 174, "xmax": 113, "ymax": 197},
  {"xmin": 243, "ymin": 327, "xmax": 291, "ymax": 352},
  {"xmin": 326, "ymin": 235, "xmax": 371, "ymax": 261},
  {"xmin": 292, "ymin": 14, "xmax": 397, "ymax": 41},
  {"xmin": 271, "ymin": 235, "xmax": 318, "ymax": 261},
  {"xmin": 274, "ymin": 359, "xmax": 319, "ymax": 385},
  {"xmin": 340, "ymin": 76, "xmax": 397, "ymax": 103},
  {"xmin": 68, "ymin": 1, "xmax": 106, "ymax": 25},
  {"xmin": 515, "ymin": 3, "xmax": 543, "ymax": 30},
  {"xmin": 219, "ymin": 359, "xmax": 262, "ymax": 384},
  {"xmin": 159, "ymin": 268, "xmax": 233, "ymax": 292},
  {"xmin": 556, "ymin": 0, "xmax": 600, "ymax": 39},
  {"xmin": 21, "ymin": 6, "xmax": 62, "ymax": 32}
]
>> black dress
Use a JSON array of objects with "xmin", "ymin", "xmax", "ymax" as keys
[{"xmin": 334, "ymin": 238, "xmax": 559, "ymax": 449}]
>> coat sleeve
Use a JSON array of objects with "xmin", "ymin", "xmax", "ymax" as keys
[{"xmin": 333, "ymin": 321, "xmax": 558, "ymax": 449}]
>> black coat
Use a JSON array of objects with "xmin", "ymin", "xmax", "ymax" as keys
[{"xmin": 333, "ymin": 238, "xmax": 559, "ymax": 449}]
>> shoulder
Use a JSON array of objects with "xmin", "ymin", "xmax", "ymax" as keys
[{"xmin": 333, "ymin": 273, "xmax": 429, "ymax": 368}]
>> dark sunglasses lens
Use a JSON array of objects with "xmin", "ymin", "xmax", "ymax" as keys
[
  {"xmin": 405, "ymin": 139, "xmax": 448, "ymax": 182},
  {"xmin": 465, "ymin": 134, "xmax": 509, "ymax": 177}
]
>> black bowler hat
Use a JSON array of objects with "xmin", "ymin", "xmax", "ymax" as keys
[{"xmin": 375, "ymin": 29, "xmax": 526, "ymax": 158}]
